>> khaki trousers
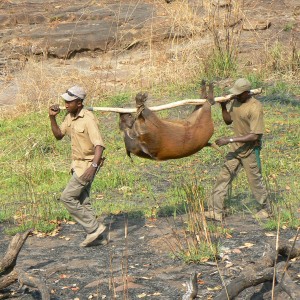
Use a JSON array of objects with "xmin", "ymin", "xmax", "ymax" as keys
[
  {"xmin": 60, "ymin": 172, "xmax": 99, "ymax": 234},
  {"xmin": 208, "ymin": 151, "xmax": 268, "ymax": 214}
]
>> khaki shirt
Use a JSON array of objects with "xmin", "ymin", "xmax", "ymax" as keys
[
  {"xmin": 229, "ymin": 97, "xmax": 264, "ymax": 158},
  {"xmin": 60, "ymin": 108, "xmax": 105, "ymax": 177}
]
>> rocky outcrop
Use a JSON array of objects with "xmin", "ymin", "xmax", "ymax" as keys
[
  {"xmin": 0, "ymin": 0, "xmax": 298, "ymax": 107},
  {"xmin": 242, "ymin": 20, "xmax": 271, "ymax": 31},
  {"xmin": 0, "ymin": 1, "xmax": 162, "ymax": 59}
]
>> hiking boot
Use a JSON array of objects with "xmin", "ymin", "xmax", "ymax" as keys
[
  {"xmin": 80, "ymin": 224, "xmax": 106, "ymax": 247},
  {"xmin": 87, "ymin": 233, "xmax": 109, "ymax": 246},
  {"xmin": 255, "ymin": 202, "xmax": 273, "ymax": 219},
  {"xmin": 204, "ymin": 210, "xmax": 223, "ymax": 222}
]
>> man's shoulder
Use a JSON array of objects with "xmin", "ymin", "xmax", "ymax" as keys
[
  {"xmin": 82, "ymin": 108, "xmax": 96, "ymax": 119},
  {"xmin": 249, "ymin": 96, "xmax": 262, "ymax": 105},
  {"xmin": 244, "ymin": 98, "xmax": 264, "ymax": 122},
  {"xmin": 81, "ymin": 109, "xmax": 99, "ymax": 127},
  {"xmin": 249, "ymin": 97, "xmax": 263, "ymax": 110}
]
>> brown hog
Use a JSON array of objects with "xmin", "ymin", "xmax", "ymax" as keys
[{"xmin": 119, "ymin": 81, "xmax": 215, "ymax": 161}]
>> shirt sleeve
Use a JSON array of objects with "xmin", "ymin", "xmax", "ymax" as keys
[
  {"xmin": 249, "ymin": 102, "xmax": 264, "ymax": 134},
  {"xmin": 86, "ymin": 114, "xmax": 105, "ymax": 148}
]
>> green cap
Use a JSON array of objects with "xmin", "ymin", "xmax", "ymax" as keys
[{"xmin": 229, "ymin": 78, "xmax": 251, "ymax": 95}]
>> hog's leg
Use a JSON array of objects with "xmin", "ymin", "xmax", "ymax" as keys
[
  {"xmin": 135, "ymin": 92, "xmax": 148, "ymax": 118},
  {"xmin": 207, "ymin": 82, "xmax": 215, "ymax": 105},
  {"xmin": 192, "ymin": 79, "xmax": 210, "ymax": 113},
  {"xmin": 201, "ymin": 79, "xmax": 208, "ymax": 99}
]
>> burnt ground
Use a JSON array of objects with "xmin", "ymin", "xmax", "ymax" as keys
[{"xmin": 0, "ymin": 213, "xmax": 299, "ymax": 300}]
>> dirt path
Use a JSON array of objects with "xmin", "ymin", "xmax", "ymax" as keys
[{"xmin": 1, "ymin": 213, "xmax": 299, "ymax": 299}]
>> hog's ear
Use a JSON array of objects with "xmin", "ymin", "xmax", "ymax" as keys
[{"xmin": 119, "ymin": 112, "xmax": 132, "ymax": 120}]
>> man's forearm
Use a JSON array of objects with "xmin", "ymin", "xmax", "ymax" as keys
[
  {"xmin": 92, "ymin": 145, "xmax": 105, "ymax": 166},
  {"xmin": 216, "ymin": 133, "xmax": 261, "ymax": 146},
  {"xmin": 49, "ymin": 116, "xmax": 64, "ymax": 140},
  {"xmin": 229, "ymin": 133, "xmax": 260, "ymax": 143},
  {"xmin": 221, "ymin": 105, "xmax": 232, "ymax": 125}
]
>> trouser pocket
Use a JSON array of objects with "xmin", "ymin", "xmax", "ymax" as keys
[{"xmin": 73, "ymin": 171, "xmax": 90, "ymax": 186}]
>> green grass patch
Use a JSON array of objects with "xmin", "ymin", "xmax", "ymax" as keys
[
  {"xmin": 4, "ymin": 220, "xmax": 57, "ymax": 236},
  {"xmin": 0, "ymin": 80, "xmax": 299, "ymax": 239},
  {"xmin": 264, "ymin": 209, "xmax": 300, "ymax": 231},
  {"xmin": 176, "ymin": 242, "xmax": 220, "ymax": 264},
  {"xmin": 204, "ymin": 51, "xmax": 237, "ymax": 80}
]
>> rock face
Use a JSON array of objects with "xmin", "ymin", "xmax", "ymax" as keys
[
  {"xmin": 0, "ymin": 0, "xmax": 171, "ymax": 106},
  {"xmin": 0, "ymin": 0, "xmax": 299, "ymax": 107},
  {"xmin": 243, "ymin": 20, "xmax": 271, "ymax": 31},
  {"xmin": 1, "ymin": 0, "xmax": 299, "ymax": 66},
  {"xmin": 0, "ymin": 1, "xmax": 158, "ymax": 59}
]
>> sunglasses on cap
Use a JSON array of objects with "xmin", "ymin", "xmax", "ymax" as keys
[{"xmin": 66, "ymin": 90, "xmax": 84, "ymax": 101}]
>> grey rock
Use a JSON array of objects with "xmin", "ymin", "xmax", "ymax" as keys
[{"xmin": 0, "ymin": 1, "xmax": 161, "ymax": 59}]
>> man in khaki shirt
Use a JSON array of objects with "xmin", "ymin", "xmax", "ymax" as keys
[
  {"xmin": 205, "ymin": 78, "xmax": 270, "ymax": 222},
  {"xmin": 49, "ymin": 85, "xmax": 106, "ymax": 247}
]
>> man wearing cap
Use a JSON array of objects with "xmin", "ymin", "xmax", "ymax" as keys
[
  {"xmin": 204, "ymin": 78, "xmax": 270, "ymax": 222},
  {"xmin": 49, "ymin": 85, "xmax": 106, "ymax": 247}
]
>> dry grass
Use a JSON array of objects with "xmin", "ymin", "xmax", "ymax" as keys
[{"xmin": 0, "ymin": 0, "xmax": 299, "ymax": 120}]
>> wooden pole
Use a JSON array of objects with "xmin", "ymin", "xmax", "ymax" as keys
[{"xmin": 59, "ymin": 88, "xmax": 262, "ymax": 113}]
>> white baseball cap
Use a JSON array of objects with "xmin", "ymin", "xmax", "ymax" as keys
[{"xmin": 61, "ymin": 85, "xmax": 86, "ymax": 101}]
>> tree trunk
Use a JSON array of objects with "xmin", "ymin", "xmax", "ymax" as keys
[
  {"xmin": 0, "ymin": 230, "xmax": 50, "ymax": 299},
  {"xmin": 0, "ymin": 230, "xmax": 31, "ymax": 276},
  {"xmin": 214, "ymin": 239, "xmax": 300, "ymax": 299}
]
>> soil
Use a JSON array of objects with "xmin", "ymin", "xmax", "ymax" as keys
[{"xmin": 0, "ymin": 213, "xmax": 299, "ymax": 299}]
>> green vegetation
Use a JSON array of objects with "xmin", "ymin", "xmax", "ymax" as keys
[
  {"xmin": 283, "ymin": 22, "xmax": 295, "ymax": 32},
  {"xmin": 205, "ymin": 50, "xmax": 237, "ymax": 80},
  {"xmin": 264, "ymin": 209, "xmax": 300, "ymax": 231},
  {"xmin": 1, "ymin": 81, "xmax": 299, "ymax": 241}
]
